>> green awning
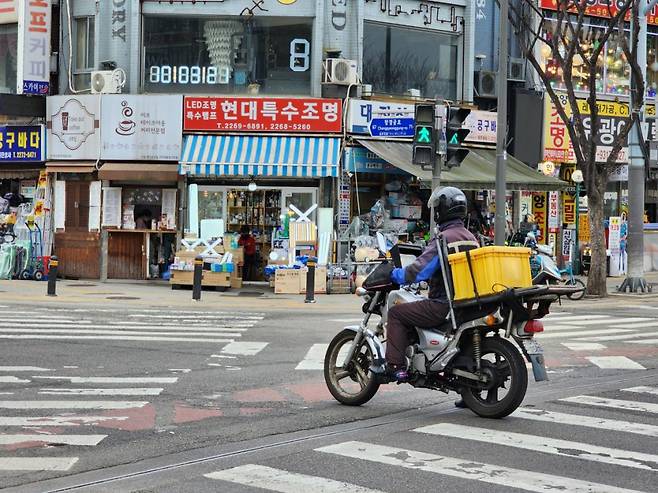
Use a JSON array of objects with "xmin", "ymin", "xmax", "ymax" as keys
[{"xmin": 356, "ymin": 140, "xmax": 568, "ymax": 191}]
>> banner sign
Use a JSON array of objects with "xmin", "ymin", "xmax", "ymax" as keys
[
  {"xmin": 563, "ymin": 191, "xmax": 576, "ymax": 225},
  {"xmin": 47, "ymin": 95, "xmax": 101, "ymax": 160},
  {"xmin": 543, "ymin": 92, "xmax": 656, "ymax": 164},
  {"xmin": 533, "ymin": 192, "xmax": 548, "ymax": 243},
  {"xmin": 17, "ymin": 0, "xmax": 51, "ymax": 95},
  {"xmin": 609, "ymin": 216, "xmax": 621, "ymax": 256},
  {"xmin": 548, "ymin": 190, "xmax": 560, "ymax": 230},
  {"xmin": 0, "ymin": 125, "xmax": 44, "ymax": 161},
  {"xmin": 562, "ymin": 228, "xmax": 574, "ymax": 259},
  {"xmin": 184, "ymin": 97, "xmax": 342, "ymax": 133},
  {"xmin": 0, "ymin": 0, "xmax": 17, "ymax": 24},
  {"xmin": 100, "ymin": 95, "xmax": 183, "ymax": 161},
  {"xmin": 464, "ymin": 110, "xmax": 497, "ymax": 144},
  {"xmin": 540, "ymin": 0, "xmax": 658, "ymax": 26},
  {"xmin": 344, "ymin": 147, "xmax": 406, "ymax": 174}
]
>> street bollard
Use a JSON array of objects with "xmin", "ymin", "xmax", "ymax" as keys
[
  {"xmin": 192, "ymin": 255, "xmax": 203, "ymax": 301},
  {"xmin": 47, "ymin": 256, "xmax": 58, "ymax": 297},
  {"xmin": 305, "ymin": 260, "xmax": 316, "ymax": 304}
]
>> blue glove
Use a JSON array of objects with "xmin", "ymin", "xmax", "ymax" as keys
[{"xmin": 391, "ymin": 267, "xmax": 405, "ymax": 285}]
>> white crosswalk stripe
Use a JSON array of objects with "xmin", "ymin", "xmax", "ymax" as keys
[
  {"xmin": 538, "ymin": 328, "xmax": 636, "ymax": 339},
  {"xmin": 295, "ymin": 344, "xmax": 328, "ymax": 370},
  {"xmin": 561, "ymin": 342, "xmax": 607, "ymax": 351},
  {"xmin": 586, "ymin": 356, "xmax": 646, "ymax": 370},
  {"xmin": 0, "ymin": 364, "xmax": 180, "ymax": 472},
  {"xmin": 220, "ymin": 341, "xmax": 269, "ymax": 356},
  {"xmin": 561, "ymin": 395, "xmax": 658, "ymax": 414},
  {"xmin": 414, "ymin": 423, "xmax": 658, "ymax": 470},
  {"xmin": 511, "ymin": 407, "xmax": 658, "ymax": 437},
  {"xmin": 622, "ymin": 386, "xmax": 658, "ymax": 396},
  {"xmin": 316, "ymin": 441, "xmax": 641, "ymax": 493},
  {"xmin": 205, "ymin": 464, "xmax": 384, "ymax": 493},
  {"xmin": 0, "ymin": 307, "xmax": 264, "ymax": 347}
]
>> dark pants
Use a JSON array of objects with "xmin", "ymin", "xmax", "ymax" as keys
[
  {"xmin": 386, "ymin": 299, "xmax": 450, "ymax": 367},
  {"xmin": 243, "ymin": 254, "xmax": 256, "ymax": 281}
]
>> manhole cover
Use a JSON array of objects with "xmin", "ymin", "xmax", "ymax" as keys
[
  {"xmin": 105, "ymin": 296, "xmax": 141, "ymax": 300},
  {"xmin": 238, "ymin": 291, "xmax": 264, "ymax": 297},
  {"xmin": 68, "ymin": 283, "xmax": 97, "ymax": 287}
]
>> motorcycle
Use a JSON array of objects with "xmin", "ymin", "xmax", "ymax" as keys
[
  {"xmin": 324, "ymin": 233, "xmax": 581, "ymax": 419},
  {"xmin": 524, "ymin": 232, "xmax": 562, "ymax": 285}
]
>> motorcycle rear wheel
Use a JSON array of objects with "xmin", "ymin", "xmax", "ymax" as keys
[
  {"xmin": 461, "ymin": 337, "xmax": 528, "ymax": 419},
  {"xmin": 324, "ymin": 329, "xmax": 380, "ymax": 406}
]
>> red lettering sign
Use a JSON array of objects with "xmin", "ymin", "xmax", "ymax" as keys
[
  {"xmin": 540, "ymin": 0, "xmax": 658, "ymax": 26},
  {"xmin": 184, "ymin": 97, "xmax": 343, "ymax": 133}
]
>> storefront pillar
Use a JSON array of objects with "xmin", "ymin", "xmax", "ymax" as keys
[{"xmin": 100, "ymin": 229, "xmax": 109, "ymax": 282}]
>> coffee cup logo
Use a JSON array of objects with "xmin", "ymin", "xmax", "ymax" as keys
[
  {"xmin": 116, "ymin": 100, "xmax": 136, "ymax": 136},
  {"xmin": 61, "ymin": 112, "xmax": 69, "ymax": 131}
]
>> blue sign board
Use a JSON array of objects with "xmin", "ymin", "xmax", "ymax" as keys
[
  {"xmin": 22, "ymin": 81, "xmax": 50, "ymax": 95},
  {"xmin": 344, "ymin": 147, "xmax": 408, "ymax": 175},
  {"xmin": 369, "ymin": 117, "xmax": 415, "ymax": 138},
  {"xmin": 0, "ymin": 126, "xmax": 45, "ymax": 162}
]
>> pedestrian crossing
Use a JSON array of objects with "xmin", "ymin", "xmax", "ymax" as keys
[
  {"xmin": 0, "ymin": 366, "xmax": 179, "ymax": 472},
  {"xmin": 203, "ymin": 385, "xmax": 658, "ymax": 492},
  {"xmin": 0, "ymin": 307, "xmax": 264, "ymax": 347}
]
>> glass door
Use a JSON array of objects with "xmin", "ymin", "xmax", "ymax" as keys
[
  {"xmin": 197, "ymin": 186, "xmax": 226, "ymax": 240},
  {"xmin": 282, "ymin": 188, "xmax": 318, "ymax": 222}
]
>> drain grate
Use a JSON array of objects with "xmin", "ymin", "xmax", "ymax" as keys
[{"xmin": 105, "ymin": 296, "xmax": 141, "ymax": 300}]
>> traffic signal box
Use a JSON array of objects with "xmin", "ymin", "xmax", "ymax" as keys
[
  {"xmin": 445, "ymin": 106, "xmax": 471, "ymax": 168},
  {"xmin": 412, "ymin": 103, "xmax": 436, "ymax": 167}
]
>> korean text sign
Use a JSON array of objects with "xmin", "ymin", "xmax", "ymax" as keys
[
  {"xmin": 0, "ymin": 0, "xmax": 18, "ymax": 23},
  {"xmin": 184, "ymin": 97, "xmax": 342, "ymax": 133},
  {"xmin": 0, "ymin": 125, "xmax": 44, "ymax": 161},
  {"xmin": 17, "ymin": 0, "xmax": 51, "ymax": 95},
  {"xmin": 100, "ymin": 95, "xmax": 183, "ymax": 161}
]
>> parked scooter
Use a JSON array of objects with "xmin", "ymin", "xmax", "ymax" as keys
[{"xmin": 524, "ymin": 232, "xmax": 562, "ymax": 285}]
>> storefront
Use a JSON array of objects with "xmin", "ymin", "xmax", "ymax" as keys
[
  {"xmin": 180, "ymin": 96, "xmax": 342, "ymax": 281},
  {"xmin": 0, "ymin": 125, "xmax": 49, "ymax": 280},
  {"xmin": 46, "ymin": 94, "xmax": 183, "ymax": 281}
]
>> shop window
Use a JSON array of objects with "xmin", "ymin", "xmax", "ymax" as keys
[
  {"xmin": 0, "ymin": 24, "xmax": 17, "ymax": 94},
  {"xmin": 363, "ymin": 22, "xmax": 458, "ymax": 100},
  {"xmin": 198, "ymin": 189, "xmax": 225, "ymax": 237},
  {"xmin": 143, "ymin": 16, "xmax": 312, "ymax": 95},
  {"xmin": 74, "ymin": 16, "xmax": 95, "ymax": 88}
]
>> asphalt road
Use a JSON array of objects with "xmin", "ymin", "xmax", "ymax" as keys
[{"xmin": 0, "ymin": 296, "xmax": 657, "ymax": 492}]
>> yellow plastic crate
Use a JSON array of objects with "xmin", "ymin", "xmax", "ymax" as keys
[{"xmin": 448, "ymin": 246, "xmax": 532, "ymax": 301}]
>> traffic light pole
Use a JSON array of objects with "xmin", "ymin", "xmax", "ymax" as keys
[
  {"xmin": 430, "ymin": 153, "xmax": 442, "ymax": 232},
  {"xmin": 494, "ymin": 0, "xmax": 508, "ymax": 246}
]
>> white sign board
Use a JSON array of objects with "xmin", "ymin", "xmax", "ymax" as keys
[
  {"xmin": 0, "ymin": 1, "xmax": 18, "ymax": 24},
  {"xmin": 346, "ymin": 99, "xmax": 415, "ymax": 137},
  {"xmin": 562, "ymin": 228, "xmax": 574, "ymax": 260},
  {"xmin": 100, "ymin": 95, "xmax": 183, "ymax": 161},
  {"xmin": 608, "ymin": 164, "xmax": 629, "ymax": 182},
  {"xmin": 16, "ymin": 0, "xmax": 50, "ymax": 95},
  {"xmin": 47, "ymin": 96, "xmax": 101, "ymax": 160},
  {"xmin": 464, "ymin": 110, "xmax": 497, "ymax": 144},
  {"xmin": 548, "ymin": 191, "xmax": 560, "ymax": 229},
  {"xmin": 609, "ymin": 216, "xmax": 621, "ymax": 256}
]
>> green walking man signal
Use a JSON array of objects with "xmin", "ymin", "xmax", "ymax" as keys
[
  {"xmin": 445, "ymin": 106, "xmax": 471, "ymax": 168},
  {"xmin": 416, "ymin": 126, "xmax": 432, "ymax": 143},
  {"xmin": 412, "ymin": 104, "xmax": 436, "ymax": 166}
]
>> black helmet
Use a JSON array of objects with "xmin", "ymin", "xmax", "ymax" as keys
[{"xmin": 428, "ymin": 186, "xmax": 467, "ymax": 225}]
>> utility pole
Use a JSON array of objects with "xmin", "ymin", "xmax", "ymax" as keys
[
  {"xmin": 494, "ymin": 0, "xmax": 508, "ymax": 246},
  {"xmin": 619, "ymin": 1, "xmax": 658, "ymax": 292}
]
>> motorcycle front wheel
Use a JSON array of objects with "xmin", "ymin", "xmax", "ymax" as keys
[
  {"xmin": 566, "ymin": 278, "xmax": 586, "ymax": 300},
  {"xmin": 461, "ymin": 336, "xmax": 528, "ymax": 419},
  {"xmin": 324, "ymin": 329, "xmax": 380, "ymax": 406}
]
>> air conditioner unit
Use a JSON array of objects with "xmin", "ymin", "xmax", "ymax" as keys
[
  {"xmin": 91, "ymin": 70, "xmax": 121, "ymax": 94},
  {"xmin": 323, "ymin": 58, "xmax": 359, "ymax": 85},
  {"xmin": 475, "ymin": 70, "xmax": 497, "ymax": 98},
  {"xmin": 508, "ymin": 57, "xmax": 525, "ymax": 82}
]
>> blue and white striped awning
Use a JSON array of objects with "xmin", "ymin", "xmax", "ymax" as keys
[{"xmin": 179, "ymin": 135, "xmax": 341, "ymax": 178}]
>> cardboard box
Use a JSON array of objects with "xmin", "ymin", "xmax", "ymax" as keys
[
  {"xmin": 274, "ymin": 269, "xmax": 301, "ymax": 294},
  {"xmin": 299, "ymin": 266, "xmax": 327, "ymax": 294}
]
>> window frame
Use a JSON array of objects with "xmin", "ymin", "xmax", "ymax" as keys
[{"xmin": 73, "ymin": 16, "xmax": 95, "ymax": 85}]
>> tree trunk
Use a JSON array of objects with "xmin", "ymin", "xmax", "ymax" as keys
[{"xmin": 586, "ymin": 171, "xmax": 608, "ymax": 297}]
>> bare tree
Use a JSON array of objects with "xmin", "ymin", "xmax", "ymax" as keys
[{"xmin": 509, "ymin": 0, "xmax": 643, "ymax": 296}]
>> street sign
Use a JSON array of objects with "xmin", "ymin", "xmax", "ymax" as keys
[
  {"xmin": 369, "ymin": 117, "xmax": 414, "ymax": 137},
  {"xmin": 412, "ymin": 104, "xmax": 435, "ymax": 167}
]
